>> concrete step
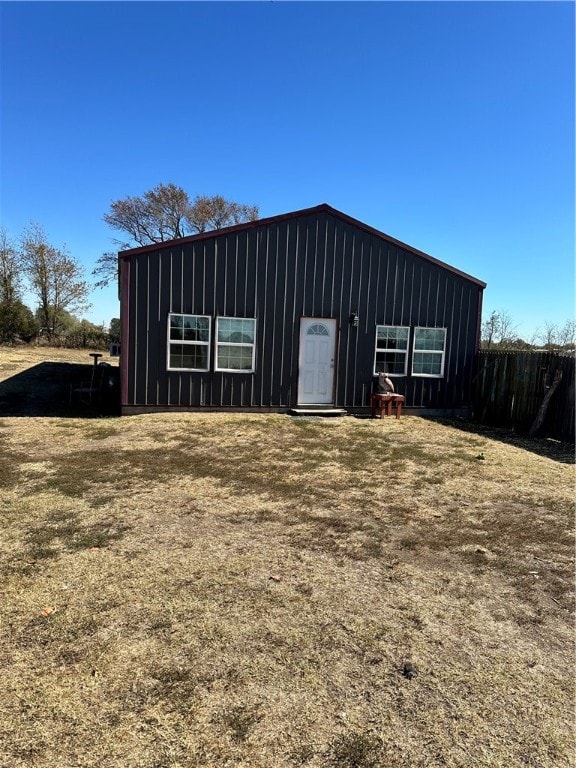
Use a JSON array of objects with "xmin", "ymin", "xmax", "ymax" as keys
[{"xmin": 289, "ymin": 407, "xmax": 348, "ymax": 417}]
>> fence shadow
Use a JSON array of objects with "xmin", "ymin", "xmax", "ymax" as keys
[
  {"xmin": 424, "ymin": 416, "xmax": 575, "ymax": 466},
  {"xmin": 0, "ymin": 362, "xmax": 120, "ymax": 418}
]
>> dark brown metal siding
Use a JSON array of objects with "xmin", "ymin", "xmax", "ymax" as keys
[{"xmin": 124, "ymin": 211, "xmax": 483, "ymax": 410}]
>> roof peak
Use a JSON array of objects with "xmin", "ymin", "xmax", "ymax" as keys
[{"xmin": 119, "ymin": 203, "xmax": 485, "ymax": 288}]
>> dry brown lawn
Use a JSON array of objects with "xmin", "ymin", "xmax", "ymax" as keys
[{"xmin": 1, "ymin": 346, "xmax": 574, "ymax": 768}]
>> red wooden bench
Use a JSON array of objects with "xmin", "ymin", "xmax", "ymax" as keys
[{"xmin": 370, "ymin": 393, "xmax": 405, "ymax": 420}]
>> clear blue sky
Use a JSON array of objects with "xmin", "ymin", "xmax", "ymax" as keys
[{"xmin": 1, "ymin": 1, "xmax": 574, "ymax": 340}]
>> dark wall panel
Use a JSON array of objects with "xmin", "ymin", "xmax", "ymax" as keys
[{"xmin": 123, "ymin": 211, "xmax": 483, "ymax": 411}]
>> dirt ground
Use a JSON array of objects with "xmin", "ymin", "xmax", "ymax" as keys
[{"xmin": 0, "ymin": 346, "xmax": 574, "ymax": 768}]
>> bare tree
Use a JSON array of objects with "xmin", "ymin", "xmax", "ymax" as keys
[
  {"xmin": 557, "ymin": 319, "xmax": 576, "ymax": 349},
  {"xmin": 481, "ymin": 310, "xmax": 500, "ymax": 349},
  {"xmin": 20, "ymin": 223, "xmax": 90, "ymax": 338},
  {"xmin": 533, "ymin": 320, "xmax": 559, "ymax": 349},
  {"xmin": 93, "ymin": 250, "xmax": 121, "ymax": 290},
  {"xmin": 481, "ymin": 310, "xmax": 519, "ymax": 349},
  {"xmin": 95, "ymin": 183, "xmax": 259, "ymax": 287},
  {"xmin": 534, "ymin": 319, "xmax": 576, "ymax": 350},
  {"xmin": 103, "ymin": 182, "xmax": 190, "ymax": 246}
]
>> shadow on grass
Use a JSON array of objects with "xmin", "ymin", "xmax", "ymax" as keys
[
  {"xmin": 0, "ymin": 362, "xmax": 119, "ymax": 418},
  {"xmin": 424, "ymin": 416, "xmax": 575, "ymax": 465}
]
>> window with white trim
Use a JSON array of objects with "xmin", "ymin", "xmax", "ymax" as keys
[
  {"xmin": 167, "ymin": 313, "xmax": 211, "ymax": 371},
  {"xmin": 374, "ymin": 325, "xmax": 409, "ymax": 375},
  {"xmin": 215, "ymin": 317, "xmax": 256, "ymax": 372},
  {"xmin": 412, "ymin": 327, "xmax": 447, "ymax": 377}
]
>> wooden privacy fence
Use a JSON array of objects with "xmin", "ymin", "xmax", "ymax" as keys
[{"xmin": 473, "ymin": 350, "xmax": 575, "ymax": 443}]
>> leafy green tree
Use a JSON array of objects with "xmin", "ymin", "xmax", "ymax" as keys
[
  {"xmin": 0, "ymin": 300, "xmax": 38, "ymax": 343},
  {"xmin": 21, "ymin": 223, "xmax": 90, "ymax": 339},
  {"xmin": 0, "ymin": 229, "xmax": 38, "ymax": 343},
  {"xmin": 109, "ymin": 317, "xmax": 121, "ymax": 341},
  {"xmin": 0, "ymin": 229, "xmax": 22, "ymax": 304},
  {"xmin": 94, "ymin": 183, "xmax": 259, "ymax": 287},
  {"xmin": 64, "ymin": 318, "xmax": 110, "ymax": 349}
]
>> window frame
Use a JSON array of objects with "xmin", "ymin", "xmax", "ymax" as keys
[
  {"xmin": 411, "ymin": 327, "xmax": 447, "ymax": 378},
  {"xmin": 166, "ymin": 313, "xmax": 211, "ymax": 372},
  {"xmin": 215, "ymin": 316, "xmax": 257, "ymax": 373},
  {"xmin": 373, "ymin": 325, "xmax": 410, "ymax": 377}
]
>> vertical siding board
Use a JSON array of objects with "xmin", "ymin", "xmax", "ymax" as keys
[
  {"xmin": 302, "ymin": 218, "xmax": 314, "ymax": 316},
  {"xmin": 215, "ymin": 237, "xmax": 228, "ymax": 316},
  {"xmin": 312, "ymin": 217, "xmax": 320, "ymax": 317},
  {"xmin": 146, "ymin": 251, "xmax": 160, "ymax": 407},
  {"xmin": 144, "ymin": 255, "xmax": 150, "ymax": 405},
  {"xmin": 343, "ymin": 227, "xmax": 357, "ymax": 404},
  {"xmin": 246, "ymin": 229, "xmax": 258, "ymax": 405},
  {"xmin": 272, "ymin": 222, "xmax": 282, "ymax": 403},
  {"xmin": 157, "ymin": 251, "xmax": 163, "ymax": 406},
  {"xmin": 448, "ymin": 280, "xmax": 461, "ymax": 402},
  {"xmin": 397, "ymin": 252, "xmax": 408, "ymax": 326},
  {"xmin": 318, "ymin": 217, "xmax": 328, "ymax": 313},
  {"xmin": 265, "ymin": 224, "xmax": 280, "ymax": 405},
  {"xmin": 252, "ymin": 229, "xmax": 263, "ymax": 406},
  {"xmin": 190, "ymin": 242, "xmax": 203, "ymax": 315},
  {"xmin": 338, "ymin": 223, "xmax": 355, "ymax": 405},
  {"xmin": 324, "ymin": 216, "xmax": 342, "ymax": 317},
  {"xmin": 280, "ymin": 220, "xmax": 297, "ymax": 405},
  {"xmin": 133, "ymin": 257, "xmax": 146, "ymax": 404},
  {"xmin": 364, "ymin": 237, "xmax": 380, "ymax": 403},
  {"xmin": 127, "ymin": 257, "xmax": 137, "ymax": 405},
  {"xmin": 352, "ymin": 233, "xmax": 370, "ymax": 405},
  {"xmin": 258, "ymin": 227, "xmax": 272, "ymax": 405},
  {"xmin": 170, "ymin": 248, "xmax": 182, "ymax": 312},
  {"xmin": 386, "ymin": 247, "xmax": 395, "ymax": 322}
]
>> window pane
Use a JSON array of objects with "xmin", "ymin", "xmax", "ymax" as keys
[
  {"xmin": 169, "ymin": 315, "xmax": 184, "ymax": 340},
  {"xmin": 375, "ymin": 352, "xmax": 406, "ymax": 374},
  {"xmin": 376, "ymin": 326, "xmax": 409, "ymax": 350},
  {"xmin": 182, "ymin": 316, "xmax": 209, "ymax": 342},
  {"xmin": 169, "ymin": 344, "xmax": 208, "ymax": 370},
  {"xmin": 170, "ymin": 314, "xmax": 210, "ymax": 342},
  {"xmin": 217, "ymin": 317, "xmax": 232, "ymax": 340},
  {"xmin": 413, "ymin": 352, "xmax": 442, "ymax": 375},
  {"xmin": 218, "ymin": 318, "xmax": 255, "ymax": 343},
  {"xmin": 414, "ymin": 328, "xmax": 445, "ymax": 351},
  {"xmin": 217, "ymin": 344, "xmax": 253, "ymax": 370}
]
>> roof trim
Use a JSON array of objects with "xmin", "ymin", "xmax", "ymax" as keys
[{"xmin": 119, "ymin": 203, "xmax": 486, "ymax": 288}]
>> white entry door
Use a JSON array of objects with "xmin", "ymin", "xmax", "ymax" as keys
[{"xmin": 297, "ymin": 318, "xmax": 337, "ymax": 405}]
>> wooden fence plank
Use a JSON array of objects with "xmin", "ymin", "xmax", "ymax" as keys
[{"xmin": 473, "ymin": 351, "xmax": 575, "ymax": 443}]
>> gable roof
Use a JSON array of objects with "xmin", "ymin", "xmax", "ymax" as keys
[{"xmin": 120, "ymin": 203, "xmax": 486, "ymax": 289}]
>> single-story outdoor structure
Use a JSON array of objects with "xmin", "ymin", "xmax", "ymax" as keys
[{"xmin": 119, "ymin": 204, "xmax": 485, "ymax": 415}]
